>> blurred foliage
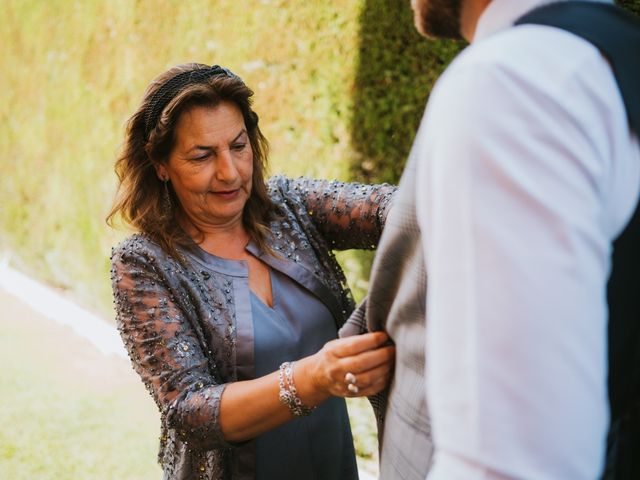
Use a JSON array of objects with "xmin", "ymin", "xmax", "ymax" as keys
[
  {"xmin": 347, "ymin": 1, "xmax": 463, "ymax": 276},
  {"xmin": 347, "ymin": 397, "xmax": 380, "ymax": 474},
  {"xmin": 619, "ymin": 0, "xmax": 640, "ymax": 15},
  {"xmin": 351, "ymin": 0, "xmax": 463, "ymax": 185},
  {"xmin": 0, "ymin": 0, "xmax": 365, "ymax": 315},
  {"xmin": 0, "ymin": 0, "xmax": 463, "ymax": 315}
]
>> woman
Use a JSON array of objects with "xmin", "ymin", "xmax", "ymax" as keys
[{"xmin": 108, "ymin": 63, "xmax": 396, "ymax": 480}]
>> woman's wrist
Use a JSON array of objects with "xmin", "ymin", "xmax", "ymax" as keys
[
  {"xmin": 278, "ymin": 362, "xmax": 316, "ymax": 416},
  {"xmin": 288, "ymin": 354, "xmax": 330, "ymax": 408}
]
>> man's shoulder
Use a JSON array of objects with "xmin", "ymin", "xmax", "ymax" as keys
[
  {"xmin": 448, "ymin": 23, "xmax": 602, "ymax": 84},
  {"xmin": 426, "ymin": 22, "xmax": 614, "ymax": 122}
]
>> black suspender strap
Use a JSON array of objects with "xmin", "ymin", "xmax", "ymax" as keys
[{"xmin": 516, "ymin": 3, "xmax": 640, "ymax": 479}]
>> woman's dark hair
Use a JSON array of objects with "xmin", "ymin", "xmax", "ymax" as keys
[{"xmin": 107, "ymin": 63, "xmax": 276, "ymax": 257}]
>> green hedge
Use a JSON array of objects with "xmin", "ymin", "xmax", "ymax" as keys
[
  {"xmin": 619, "ymin": 0, "xmax": 640, "ymax": 14},
  {"xmin": 351, "ymin": 0, "xmax": 639, "ymax": 185},
  {"xmin": 0, "ymin": 1, "xmax": 638, "ymax": 315},
  {"xmin": 351, "ymin": 1, "xmax": 463, "ymax": 185}
]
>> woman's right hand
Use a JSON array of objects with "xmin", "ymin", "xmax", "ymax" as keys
[
  {"xmin": 219, "ymin": 331, "xmax": 394, "ymax": 441},
  {"xmin": 296, "ymin": 331, "xmax": 395, "ymax": 404}
]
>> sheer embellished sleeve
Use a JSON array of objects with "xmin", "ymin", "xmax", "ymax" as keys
[
  {"xmin": 110, "ymin": 239, "xmax": 232, "ymax": 452},
  {"xmin": 276, "ymin": 176, "xmax": 397, "ymax": 250}
]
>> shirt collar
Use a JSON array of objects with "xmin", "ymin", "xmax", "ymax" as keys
[{"xmin": 473, "ymin": 0, "xmax": 614, "ymax": 43}]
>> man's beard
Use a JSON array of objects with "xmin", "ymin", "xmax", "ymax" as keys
[{"xmin": 412, "ymin": 0, "xmax": 463, "ymax": 39}]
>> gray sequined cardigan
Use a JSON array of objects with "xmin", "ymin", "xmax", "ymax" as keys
[{"xmin": 111, "ymin": 175, "xmax": 396, "ymax": 480}]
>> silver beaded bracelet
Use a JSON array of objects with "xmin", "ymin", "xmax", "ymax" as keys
[{"xmin": 278, "ymin": 361, "xmax": 316, "ymax": 417}]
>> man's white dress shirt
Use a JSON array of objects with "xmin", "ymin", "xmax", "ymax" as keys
[{"xmin": 415, "ymin": 0, "xmax": 640, "ymax": 478}]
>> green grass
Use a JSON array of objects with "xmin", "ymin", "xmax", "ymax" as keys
[
  {"xmin": 0, "ymin": 291, "xmax": 161, "ymax": 479},
  {"xmin": 0, "ymin": 388, "xmax": 159, "ymax": 479}
]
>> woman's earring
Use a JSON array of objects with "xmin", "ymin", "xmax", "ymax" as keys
[{"xmin": 162, "ymin": 179, "xmax": 172, "ymax": 213}]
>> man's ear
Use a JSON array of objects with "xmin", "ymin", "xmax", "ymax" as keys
[{"xmin": 154, "ymin": 163, "xmax": 168, "ymax": 181}]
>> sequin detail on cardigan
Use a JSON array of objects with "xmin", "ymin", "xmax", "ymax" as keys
[{"xmin": 111, "ymin": 176, "xmax": 396, "ymax": 479}]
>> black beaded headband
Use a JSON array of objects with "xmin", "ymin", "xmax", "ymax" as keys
[{"xmin": 143, "ymin": 65, "xmax": 240, "ymax": 139}]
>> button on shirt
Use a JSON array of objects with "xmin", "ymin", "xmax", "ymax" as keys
[{"xmin": 415, "ymin": 0, "xmax": 640, "ymax": 478}]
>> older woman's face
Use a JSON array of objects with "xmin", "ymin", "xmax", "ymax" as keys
[{"xmin": 158, "ymin": 102, "xmax": 253, "ymax": 230}]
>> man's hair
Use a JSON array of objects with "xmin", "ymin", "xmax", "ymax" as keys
[
  {"xmin": 107, "ymin": 63, "xmax": 276, "ymax": 258},
  {"xmin": 413, "ymin": 0, "xmax": 463, "ymax": 39}
]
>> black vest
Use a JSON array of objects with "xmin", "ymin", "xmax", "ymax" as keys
[{"xmin": 516, "ymin": 3, "xmax": 640, "ymax": 478}]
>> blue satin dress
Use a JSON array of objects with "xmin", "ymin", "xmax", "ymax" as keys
[{"xmin": 251, "ymin": 268, "xmax": 359, "ymax": 480}]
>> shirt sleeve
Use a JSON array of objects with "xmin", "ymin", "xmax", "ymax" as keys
[
  {"xmin": 111, "ymin": 243, "xmax": 232, "ymax": 452},
  {"xmin": 279, "ymin": 176, "xmax": 397, "ymax": 250},
  {"xmin": 416, "ymin": 56, "xmax": 611, "ymax": 479}
]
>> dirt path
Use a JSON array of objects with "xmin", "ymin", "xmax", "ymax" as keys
[{"xmin": 1, "ymin": 289, "xmax": 147, "ymax": 394}]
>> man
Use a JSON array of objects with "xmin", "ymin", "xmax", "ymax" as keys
[{"xmin": 349, "ymin": 0, "xmax": 639, "ymax": 478}]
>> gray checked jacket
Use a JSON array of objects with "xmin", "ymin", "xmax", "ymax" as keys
[{"xmin": 341, "ymin": 139, "xmax": 433, "ymax": 479}]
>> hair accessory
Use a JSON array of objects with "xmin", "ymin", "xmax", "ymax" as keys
[
  {"xmin": 144, "ymin": 65, "xmax": 240, "ymax": 139},
  {"xmin": 278, "ymin": 361, "xmax": 316, "ymax": 417}
]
